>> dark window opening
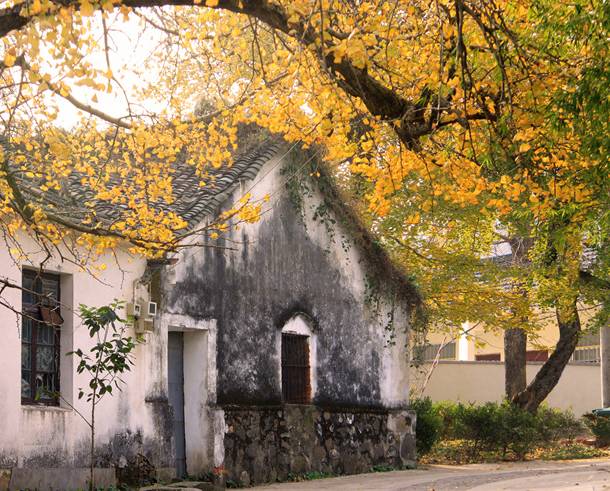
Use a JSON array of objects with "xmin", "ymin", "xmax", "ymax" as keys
[
  {"xmin": 526, "ymin": 350, "xmax": 549, "ymax": 362},
  {"xmin": 281, "ymin": 333, "xmax": 311, "ymax": 404},
  {"xmin": 475, "ymin": 353, "xmax": 501, "ymax": 361},
  {"xmin": 21, "ymin": 270, "xmax": 62, "ymax": 405}
]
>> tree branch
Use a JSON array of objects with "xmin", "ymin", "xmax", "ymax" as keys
[
  {"xmin": 0, "ymin": 0, "xmax": 450, "ymax": 146},
  {"xmin": 14, "ymin": 57, "xmax": 132, "ymax": 129}
]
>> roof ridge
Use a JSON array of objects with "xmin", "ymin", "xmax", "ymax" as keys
[{"xmin": 178, "ymin": 137, "xmax": 284, "ymax": 230}]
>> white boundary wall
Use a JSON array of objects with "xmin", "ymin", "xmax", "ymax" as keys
[{"xmin": 419, "ymin": 361, "xmax": 601, "ymax": 416}]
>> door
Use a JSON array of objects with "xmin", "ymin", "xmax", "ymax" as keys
[{"xmin": 168, "ymin": 332, "xmax": 186, "ymax": 478}]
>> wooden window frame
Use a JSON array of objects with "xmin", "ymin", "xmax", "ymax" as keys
[
  {"xmin": 21, "ymin": 269, "xmax": 62, "ymax": 406},
  {"xmin": 281, "ymin": 333, "xmax": 311, "ymax": 405}
]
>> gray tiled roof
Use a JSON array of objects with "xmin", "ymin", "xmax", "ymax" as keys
[
  {"xmin": 10, "ymin": 132, "xmax": 284, "ymax": 233},
  {"xmin": 6, "ymin": 132, "xmax": 423, "ymax": 302}
]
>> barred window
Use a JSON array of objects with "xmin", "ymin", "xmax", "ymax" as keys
[
  {"xmin": 571, "ymin": 331, "xmax": 600, "ymax": 363},
  {"xmin": 414, "ymin": 341, "xmax": 456, "ymax": 362},
  {"xmin": 572, "ymin": 346, "xmax": 600, "ymax": 363},
  {"xmin": 281, "ymin": 333, "xmax": 311, "ymax": 404},
  {"xmin": 21, "ymin": 270, "xmax": 63, "ymax": 405}
]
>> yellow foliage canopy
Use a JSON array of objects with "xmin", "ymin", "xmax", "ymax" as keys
[{"xmin": 0, "ymin": 0, "xmax": 605, "ymax": 330}]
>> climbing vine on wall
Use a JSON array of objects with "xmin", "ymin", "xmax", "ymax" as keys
[{"xmin": 282, "ymin": 145, "xmax": 426, "ymax": 347}]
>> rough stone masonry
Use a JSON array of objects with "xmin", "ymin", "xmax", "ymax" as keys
[{"xmin": 222, "ymin": 405, "xmax": 416, "ymax": 485}]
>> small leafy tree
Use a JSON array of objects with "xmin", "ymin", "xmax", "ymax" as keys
[
  {"xmin": 70, "ymin": 301, "xmax": 140, "ymax": 491},
  {"xmin": 409, "ymin": 397, "xmax": 443, "ymax": 456}
]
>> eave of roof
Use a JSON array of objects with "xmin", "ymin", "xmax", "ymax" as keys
[{"xmin": 5, "ymin": 125, "xmax": 284, "ymax": 233}]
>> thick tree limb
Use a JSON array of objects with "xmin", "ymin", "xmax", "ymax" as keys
[
  {"xmin": 504, "ymin": 327, "xmax": 527, "ymax": 399},
  {"xmin": 0, "ymin": 0, "xmax": 444, "ymax": 145},
  {"xmin": 503, "ymin": 237, "xmax": 531, "ymax": 401},
  {"xmin": 512, "ymin": 299, "xmax": 581, "ymax": 413}
]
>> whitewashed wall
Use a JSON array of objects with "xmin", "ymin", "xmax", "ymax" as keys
[
  {"xmin": 0, "ymin": 234, "xmax": 171, "ymax": 479},
  {"xmin": 418, "ymin": 360, "xmax": 601, "ymax": 416},
  {"xmin": 165, "ymin": 148, "xmax": 412, "ymax": 410}
]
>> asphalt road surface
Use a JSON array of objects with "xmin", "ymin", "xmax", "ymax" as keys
[{"xmin": 252, "ymin": 459, "xmax": 610, "ymax": 491}]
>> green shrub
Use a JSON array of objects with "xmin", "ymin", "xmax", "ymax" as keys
[
  {"xmin": 450, "ymin": 402, "xmax": 532, "ymax": 458},
  {"xmin": 462, "ymin": 402, "xmax": 558, "ymax": 458},
  {"xmin": 583, "ymin": 413, "xmax": 610, "ymax": 446},
  {"xmin": 452, "ymin": 402, "xmax": 502, "ymax": 452},
  {"xmin": 433, "ymin": 401, "xmax": 464, "ymax": 439},
  {"xmin": 498, "ymin": 402, "xmax": 541, "ymax": 459},
  {"xmin": 436, "ymin": 401, "xmax": 581, "ymax": 460},
  {"xmin": 411, "ymin": 399, "xmax": 586, "ymax": 461},
  {"xmin": 534, "ymin": 441, "xmax": 607, "ymax": 460},
  {"xmin": 537, "ymin": 406, "xmax": 584, "ymax": 442},
  {"xmin": 409, "ymin": 397, "xmax": 443, "ymax": 455}
]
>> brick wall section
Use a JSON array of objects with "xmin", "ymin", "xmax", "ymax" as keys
[{"xmin": 221, "ymin": 405, "xmax": 416, "ymax": 485}]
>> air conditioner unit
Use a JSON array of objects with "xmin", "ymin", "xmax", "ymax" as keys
[
  {"xmin": 126, "ymin": 302, "xmax": 142, "ymax": 318},
  {"xmin": 147, "ymin": 301, "xmax": 157, "ymax": 317}
]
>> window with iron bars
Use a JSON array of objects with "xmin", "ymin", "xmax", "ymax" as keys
[
  {"xmin": 21, "ymin": 270, "xmax": 63, "ymax": 405},
  {"xmin": 281, "ymin": 333, "xmax": 311, "ymax": 404},
  {"xmin": 571, "ymin": 331, "xmax": 601, "ymax": 363},
  {"xmin": 414, "ymin": 341, "xmax": 456, "ymax": 362}
]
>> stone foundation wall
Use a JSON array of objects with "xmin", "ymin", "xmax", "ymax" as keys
[{"xmin": 222, "ymin": 405, "xmax": 416, "ymax": 485}]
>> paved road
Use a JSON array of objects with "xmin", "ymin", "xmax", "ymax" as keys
[{"xmin": 252, "ymin": 459, "xmax": 610, "ymax": 490}]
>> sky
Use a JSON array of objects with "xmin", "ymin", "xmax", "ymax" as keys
[{"xmin": 49, "ymin": 10, "xmax": 168, "ymax": 129}]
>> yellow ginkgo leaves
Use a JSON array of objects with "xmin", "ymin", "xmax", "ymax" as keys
[
  {"xmin": 0, "ymin": 0, "xmax": 602, "ymax": 295},
  {"xmin": 3, "ymin": 49, "xmax": 16, "ymax": 67},
  {"xmin": 79, "ymin": 0, "xmax": 95, "ymax": 17}
]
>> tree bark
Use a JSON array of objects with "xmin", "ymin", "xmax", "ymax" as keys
[
  {"xmin": 601, "ymin": 325, "xmax": 610, "ymax": 407},
  {"xmin": 512, "ymin": 300, "xmax": 580, "ymax": 413},
  {"xmin": 503, "ymin": 236, "xmax": 531, "ymax": 400},
  {"xmin": 504, "ymin": 327, "xmax": 527, "ymax": 399}
]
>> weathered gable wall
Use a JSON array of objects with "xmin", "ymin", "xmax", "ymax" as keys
[{"xmin": 164, "ymin": 146, "xmax": 412, "ymax": 409}]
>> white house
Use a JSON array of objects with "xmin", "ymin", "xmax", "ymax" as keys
[{"xmin": 0, "ymin": 130, "xmax": 419, "ymax": 489}]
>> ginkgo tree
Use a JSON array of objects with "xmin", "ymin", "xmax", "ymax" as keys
[{"xmin": 0, "ymin": 0, "xmax": 607, "ymax": 412}]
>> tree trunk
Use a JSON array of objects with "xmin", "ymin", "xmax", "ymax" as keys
[
  {"xmin": 601, "ymin": 326, "xmax": 610, "ymax": 407},
  {"xmin": 512, "ymin": 300, "xmax": 580, "ymax": 412},
  {"xmin": 504, "ymin": 328, "xmax": 527, "ymax": 399},
  {"xmin": 90, "ymin": 399, "xmax": 96, "ymax": 491},
  {"xmin": 504, "ymin": 237, "xmax": 531, "ymax": 401}
]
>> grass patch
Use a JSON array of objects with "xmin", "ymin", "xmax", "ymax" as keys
[
  {"xmin": 287, "ymin": 470, "xmax": 336, "ymax": 481},
  {"xmin": 370, "ymin": 464, "xmax": 399, "ymax": 472},
  {"xmin": 532, "ymin": 441, "xmax": 609, "ymax": 460},
  {"xmin": 421, "ymin": 439, "xmax": 610, "ymax": 465}
]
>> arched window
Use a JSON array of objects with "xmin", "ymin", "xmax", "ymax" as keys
[{"xmin": 280, "ymin": 315, "xmax": 315, "ymax": 404}]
